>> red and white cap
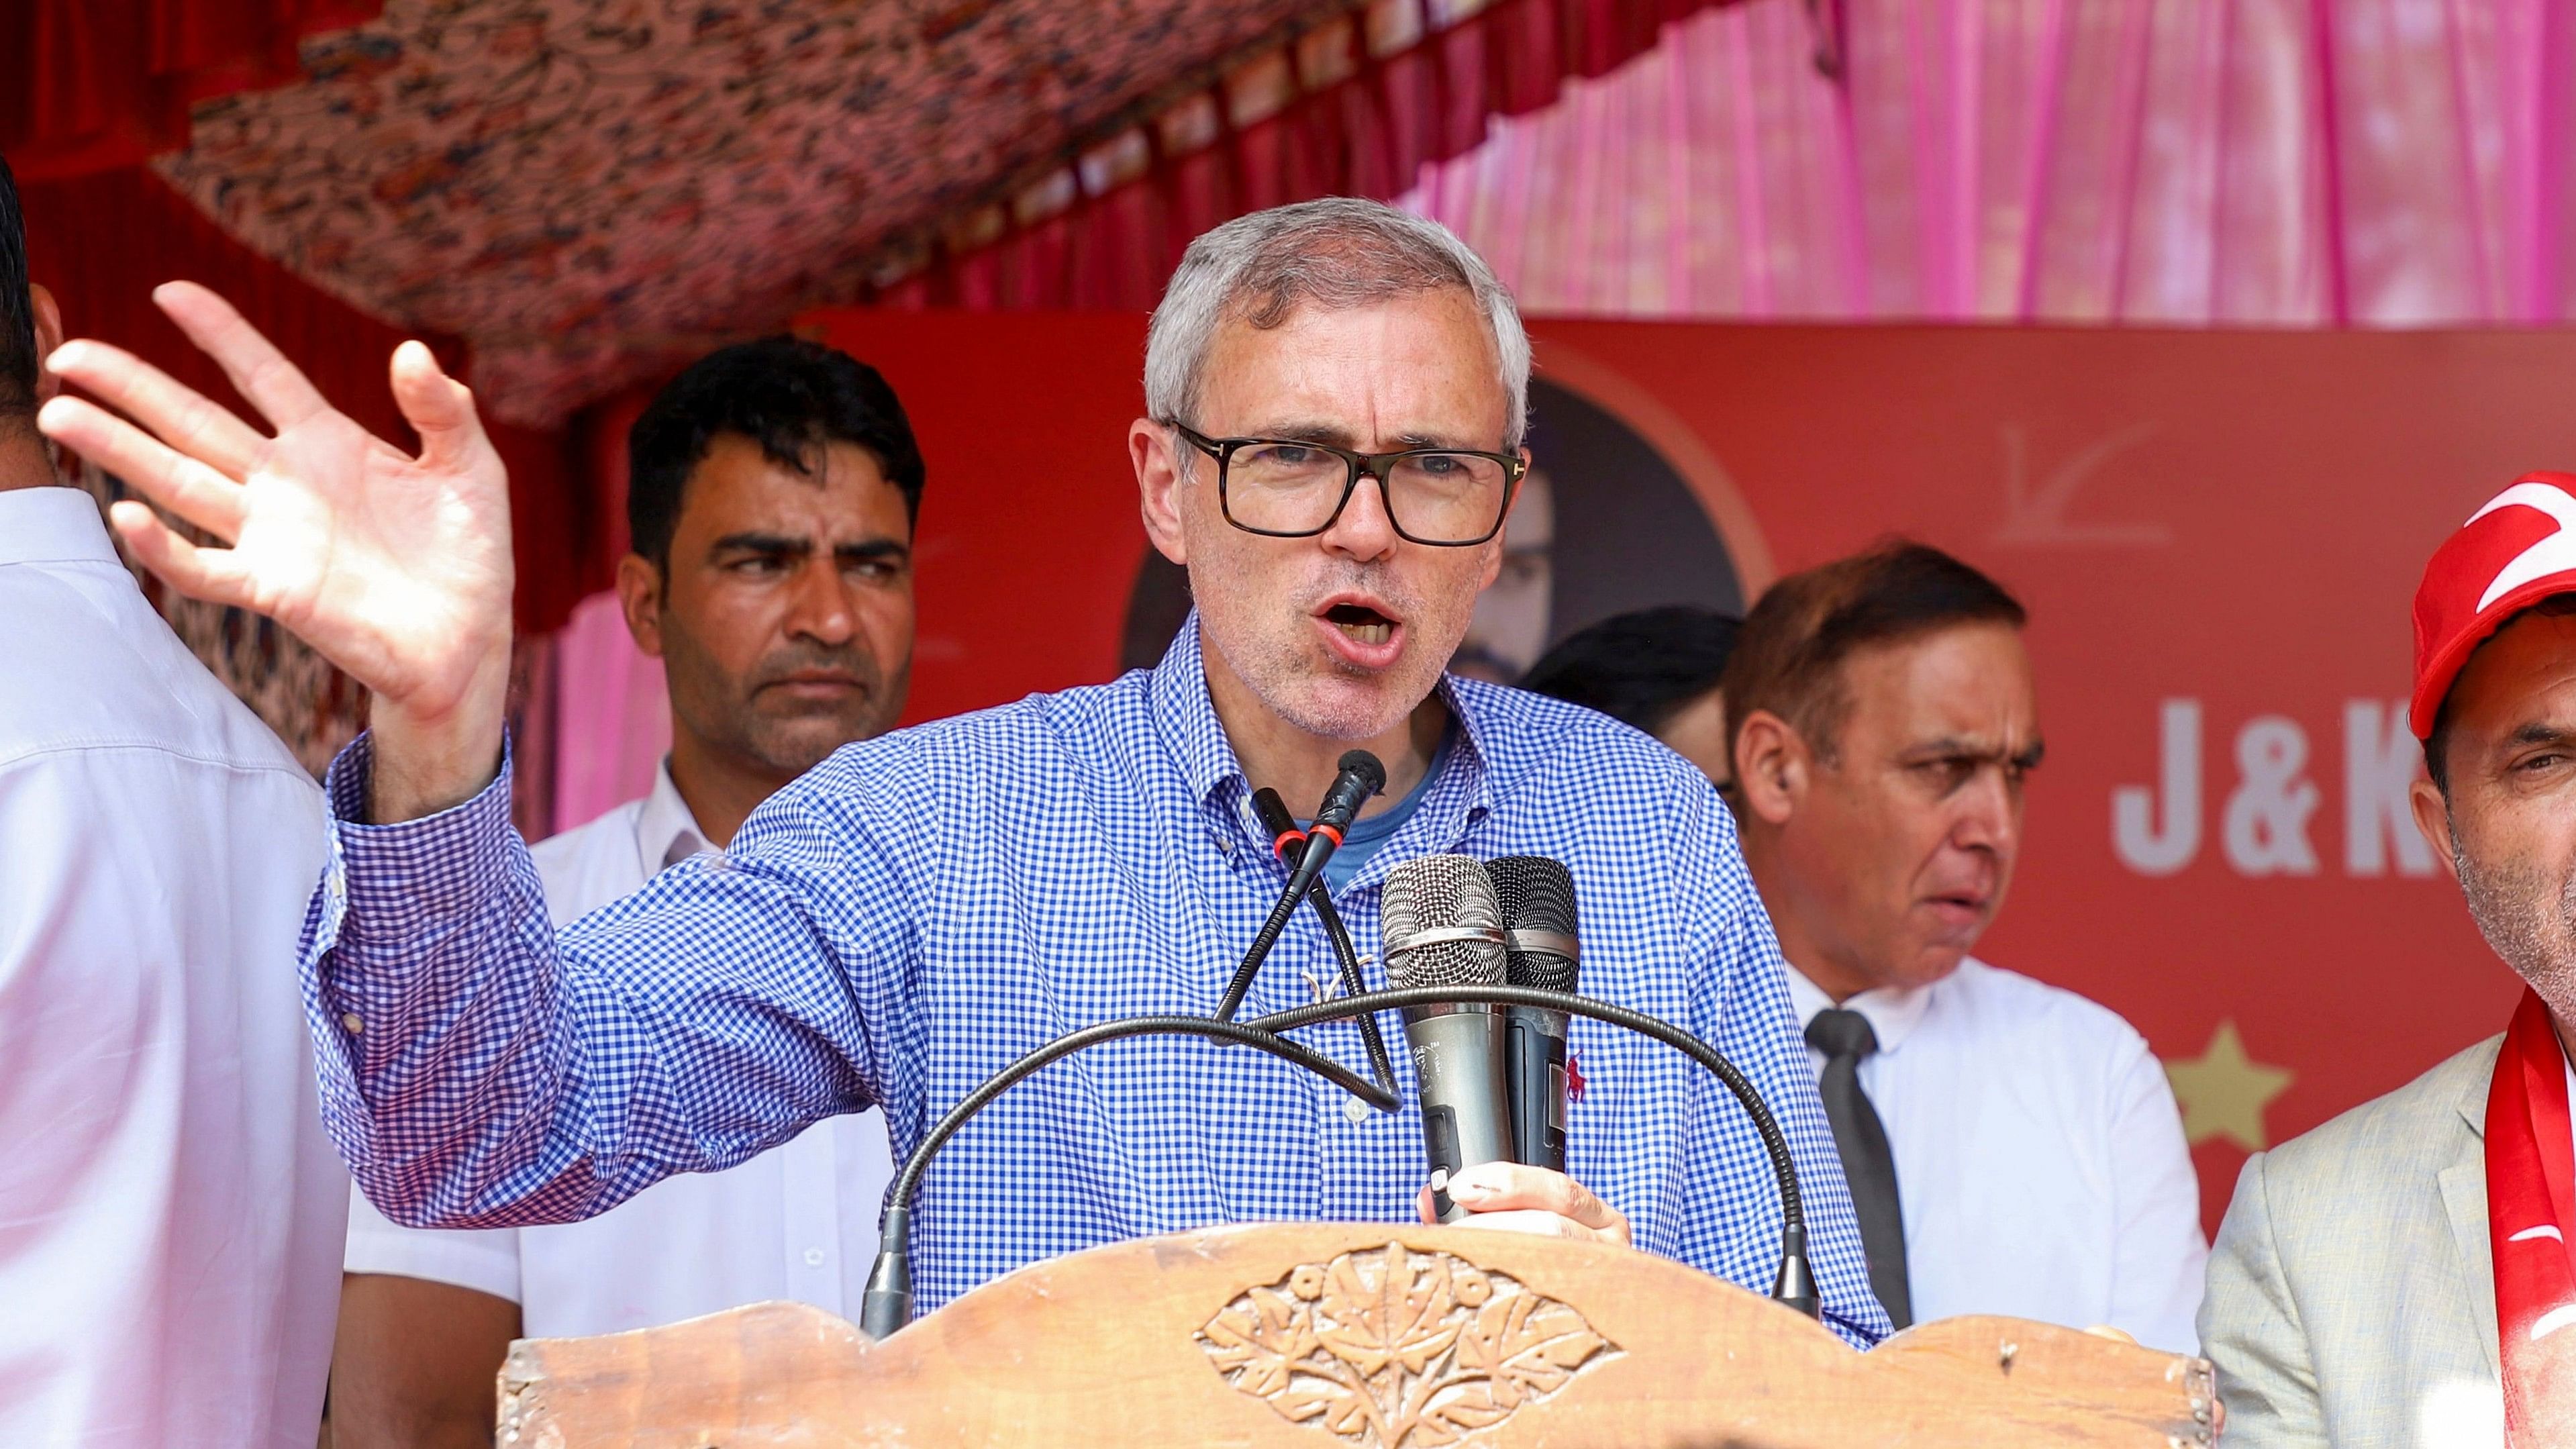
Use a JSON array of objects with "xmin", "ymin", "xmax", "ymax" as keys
[{"xmin": 2412, "ymin": 472, "xmax": 2576, "ymax": 740}]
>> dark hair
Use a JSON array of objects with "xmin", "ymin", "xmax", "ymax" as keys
[
  {"xmin": 2424, "ymin": 592, "xmax": 2576, "ymax": 795},
  {"xmin": 1722, "ymin": 540, "xmax": 2026, "ymax": 761},
  {"xmin": 0, "ymin": 154, "xmax": 37, "ymax": 426},
  {"xmin": 626, "ymin": 336, "xmax": 925, "ymax": 567},
  {"xmin": 1516, "ymin": 606, "xmax": 1742, "ymax": 736}
]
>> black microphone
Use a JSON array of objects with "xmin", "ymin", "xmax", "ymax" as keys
[
  {"xmin": 1381, "ymin": 854, "xmax": 1514, "ymax": 1221},
  {"xmin": 1280, "ymin": 750, "xmax": 1386, "ymax": 901},
  {"xmin": 1489, "ymin": 856, "xmax": 1579, "ymax": 1175},
  {"xmin": 1249, "ymin": 787, "xmax": 1396, "ymax": 1094},
  {"xmin": 1212, "ymin": 750, "xmax": 1384, "ymax": 1022}
]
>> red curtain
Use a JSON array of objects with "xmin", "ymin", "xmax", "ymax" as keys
[
  {"xmin": 3, "ymin": 0, "xmax": 379, "ymax": 181},
  {"xmin": 19, "ymin": 166, "xmax": 587, "ymax": 636},
  {"xmin": 881, "ymin": 0, "xmax": 1745, "ymax": 311}
]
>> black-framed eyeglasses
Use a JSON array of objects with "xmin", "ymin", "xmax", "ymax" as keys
[{"xmin": 1167, "ymin": 421, "xmax": 1526, "ymax": 547}]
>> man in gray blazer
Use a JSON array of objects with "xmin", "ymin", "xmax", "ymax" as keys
[{"xmin": 2201, "ymin": 472, "xmax": 2576, "ymax": 1446}]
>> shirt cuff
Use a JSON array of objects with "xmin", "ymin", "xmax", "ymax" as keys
[
  {"xmin": 323, "ymin": 730, "xmax": 522, "ymax": 933},
  {"xmin": 298, "ymin": 730, "xmax": 529, "ymax": 1161}
]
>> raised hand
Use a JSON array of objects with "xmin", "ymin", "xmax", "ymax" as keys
[{"xmin": 38, "ymin": 282, "xmax": 517, "ymax": 819}]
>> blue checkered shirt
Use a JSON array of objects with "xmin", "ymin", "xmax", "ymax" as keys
[{"xmin": 304, "ymin": 613, "xmax": 1890, "ymax": 1343}]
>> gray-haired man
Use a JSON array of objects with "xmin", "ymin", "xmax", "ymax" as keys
[{"xmin": 38, "ymin": 199, "xmax": 1891, "ymax": 1342}]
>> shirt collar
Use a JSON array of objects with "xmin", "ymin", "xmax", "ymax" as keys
[
  {"xmin": 0, "ymin": 487, "xmax": 117, "ymax": 568},
  {"xmin": 1781, "ymin": 958, "xmax": 1936, "ymax": 1057},
  {"xmin": 638, "ymin": 758, "xmax": 716, "ymax": 872},
  {"xmin": 1144, "ymin": 608, "xmax": 1524, "ymax": 825}
]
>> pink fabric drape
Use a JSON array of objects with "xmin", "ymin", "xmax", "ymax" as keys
[
  {"xmin": 548, "ymin": 591, "xmax": 669, "ymax": 837},
  {"xmin": 1404, "ymin": 0, "xmax": 2576, "ymax": 326},
  {"xmin": 873, "ymin": 0, "xmax": 1734, "ymax": 312},
  {"xmin": 552, "ymin": 0, "xmax": 2576, "ymax": 830}
]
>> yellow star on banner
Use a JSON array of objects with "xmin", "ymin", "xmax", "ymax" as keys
[{"xmin": 2166, "ymin": 1019, "xmax": 2297, "ymax": 1152}]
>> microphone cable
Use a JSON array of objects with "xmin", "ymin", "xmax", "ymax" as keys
[
  {"xmin": 858, "ymin": 1014, "xmax": 1399, "ymax": 1339},
  {"xmin": 1247, "ymin": 983, "xmax": 1816, "ymax": 1321},
  {"xmin": 860, "ymin": 983, "xmax": 1818, "ymax": 1339}
]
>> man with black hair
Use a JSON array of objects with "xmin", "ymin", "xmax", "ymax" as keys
[
  {"xmin": 0, "ymin": 159, "xmax": 347, "ymax": 1442},
  {"xmin": 1517, "ymin": 605, "xmax": 1741, "ymax": 787},
  {"xmin": 1724, "ymin": 541, "xmax": 2205, "ymax": 1350},
  {"xmin": 330, "ymin": 337, "xmax": 916, "ymax": 1448}
]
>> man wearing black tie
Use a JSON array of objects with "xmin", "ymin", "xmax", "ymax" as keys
[{"xmin": 1721, "ymin": 542, "xmax": 2206, "ymax": 1350}]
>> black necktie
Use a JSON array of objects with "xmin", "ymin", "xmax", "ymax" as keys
[{"xmin": 1805, "ymin": 1007, "xmax": 1912, "ymax": 1330}]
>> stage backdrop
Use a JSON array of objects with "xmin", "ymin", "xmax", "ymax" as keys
[{"xmin": 681, "ymin": 307, "xmax": 2563, "ymax": 1231}]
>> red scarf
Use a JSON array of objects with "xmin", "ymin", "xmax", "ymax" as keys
[{"xmin": 2487, "ymin": 987, "xmax": 2576, "ymax": 1443}]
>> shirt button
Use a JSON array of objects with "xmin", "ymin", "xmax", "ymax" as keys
[
  {"xmin": 803, "ymin": 1247, "xmax": 826, "ymax": 1267},
  {"xmin": 339, "ymin": 1013, "xmax": 364, "ymax": 1034}
]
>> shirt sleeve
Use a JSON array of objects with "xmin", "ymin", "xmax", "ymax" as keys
[
  {"xmin": 302, "ymin": 732, "xmax": 934, "ymax": 1231},
  {"xmin": 2104, "ymin": 1028, "xmax": 2212, "ymax": 1353},
  {"xmin": 1677, "ymin": 768, "xmax": 1894, "ymax": 1348},
  {"xmin": 342, "ymin": 1181, "xmax": 522, "ymax": 1304}
]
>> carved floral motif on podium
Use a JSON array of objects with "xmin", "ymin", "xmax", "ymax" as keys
[{"xmin": 1196, "ymin": 1240, "xmax": 1616, "ymax": 1446}]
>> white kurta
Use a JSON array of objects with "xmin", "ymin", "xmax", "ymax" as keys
[
  {"xmin": 1783, "ymin": 956, "xmax": 2210, "ymax": 1352},
  {"xmin": 0, "ymin": 487, "xmax": 346, "ymax": 1445},
  {"xmin": 343, "ymin": 761, "xmax": 899, "ymax": 1337}
]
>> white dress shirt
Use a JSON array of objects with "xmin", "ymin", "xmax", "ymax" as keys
[
  {"xmin": 1784, "ymin": 955, "xmax": 2208, "ymax": 1352},
  {"xmin": 344, "ymin": 762, "xmax": 899, "ymax": 1338},
  {"xmin": 0, "ymin": 487, "xmax": 346, "ymax": 1445}
]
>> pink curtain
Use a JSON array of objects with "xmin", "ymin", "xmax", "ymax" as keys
[
  {"xmin": 1405, "ymin": 0, "xmax": 2576, "ymax": 326},
  {"xmin": 548, "ymin": 591, "xmax": 670, "ymax": 836},
  {"xmin": 552, "ymin": 0, "xmax": 2576, "ymax": 830},
  {"xmin": 871, "ymin": 0, "xmax": 1736, "ymax": 312}
]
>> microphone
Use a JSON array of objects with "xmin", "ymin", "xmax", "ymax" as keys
[
  {"xmin": 1381, "ymin": 854, "xmax": 1514, "ymax": 1221},
  {"xmin": 1212, "ymin": 750, "xmax": 1384, "ymax": 1022},
  {"xmin": 1250, "ymin": 787, "xmax": 1396, "ymax": 1094},
  {"xmin": 1280, "ymin": 750, "xmax": 1385, "ymax": 900},
  {"xmin": 1489, "ymin": 856, "xmax": 1579, "ymax": 1175}
]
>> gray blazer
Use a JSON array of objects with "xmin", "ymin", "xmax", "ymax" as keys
[{"xmin": 2198, "ymin": 1036, "xmax": 2507, "ymax": 1446}]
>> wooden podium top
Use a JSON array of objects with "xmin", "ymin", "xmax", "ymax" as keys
[{"xmin": 497, "ymin": 1222, "xmax": 2213, "ymax": 1448}]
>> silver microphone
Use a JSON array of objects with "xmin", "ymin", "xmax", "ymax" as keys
[{"xmin": 1381, "ymin": 854, "xmax": 1514, "ymax": 1221}]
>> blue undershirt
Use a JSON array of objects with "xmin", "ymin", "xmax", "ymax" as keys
[{"xmin": 1316, "ymin": 728, "xmax": 1454, "ymax": 894}]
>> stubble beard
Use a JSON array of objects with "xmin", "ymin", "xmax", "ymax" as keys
[
  {"xmin": 663, "ymin": 615, "xmax": 907, "ymax": 782},
  {"xmin": 2454, "ymin": 825, "xmax": 2576, "ymax": 1021},
  {"xmin": 1197, "ymin": 562, "xmax": 1470, "ymax": 742}
]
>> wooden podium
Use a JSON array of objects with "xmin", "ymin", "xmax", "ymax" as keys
[{"xmin": 495, "ymin": 1223, "xmax": 2214, "ymax": 1446}]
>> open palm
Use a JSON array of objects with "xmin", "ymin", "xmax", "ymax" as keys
[{"xmin": 38, "ymin": 283, "xmax": 514, "ymax": 726}]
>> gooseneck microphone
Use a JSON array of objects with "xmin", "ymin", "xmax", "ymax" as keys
[
  {"xmin": 861, "ymin": 977, "xmax": 1825, "ymax": 1339},
  {"xmin": 1381, "ymin": 855, "xmax": 1515, "ymax": 1222},
  {"xmin": 1248, "ymin": 787, "xmax": 1396, "ymax": 1094},
  {"xmin": 1281, "ymin": 750, "xmax": 1387, "ymax": 899},
  {"xmin": 1249, "ymin": 985, "xmax": 1822, "ymax": 1321},
  {"xmin": 1489, "ymin": 856, "xmax": 1579, "ymax": 1175},
  {"xmin": 1213, "ymin": 751, "xmax": 1385, "ymax": 1021},
  {"xmin": 858, "ymin": 1012, "xmax": 1400, "ymax": 1338}
]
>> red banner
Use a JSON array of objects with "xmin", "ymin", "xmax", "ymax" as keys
[{"xmin": 807, "ymin": 305, "xmax": 2565, "ymax": 1228}]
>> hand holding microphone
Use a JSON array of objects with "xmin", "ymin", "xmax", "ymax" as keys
[
  {"xmin": 1414, "ymin": 1161, "xmax": 1630, "ymax": 1244},
  {"xmin": 1383, "ymin": 854, "xmax": 1628, "ymax": 1246}
]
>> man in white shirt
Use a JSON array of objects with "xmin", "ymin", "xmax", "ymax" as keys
[
  {"xmin": 0, "ymin": 158, "xmax": 347, "ymax": 1445},
  {"xmin": 330, "ymin": 336, "xmax": 919, "ymax": 1446},
  {"xmin": 1722, "ymin": 540, "xmax": 2206, "ymax": 1350}
]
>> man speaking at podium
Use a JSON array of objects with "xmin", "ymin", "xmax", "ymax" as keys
[{"xmin": 38, "ymin": 199, "xmax": 1889, "ymax": 1343}]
